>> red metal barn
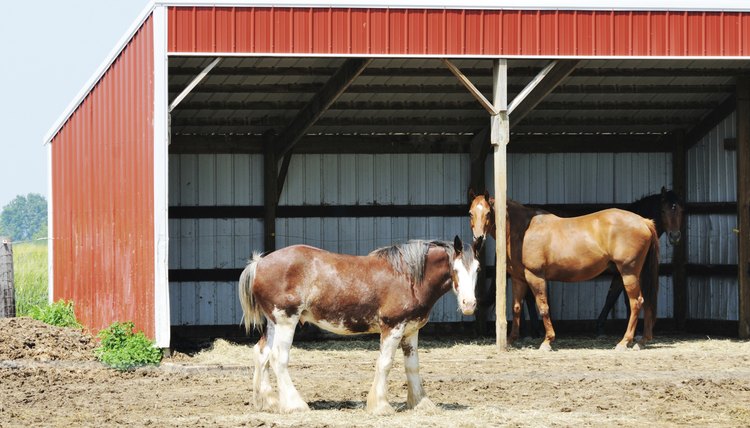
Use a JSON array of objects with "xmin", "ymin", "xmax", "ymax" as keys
[{"xmin": 45, "ymin": 1, "xmax": 750, "ymax": 348}]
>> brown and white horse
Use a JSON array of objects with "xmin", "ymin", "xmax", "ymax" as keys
[
  {"xmin": 239, "ymin": 237, "xmax": 479, "ymax": 414},
  {"xmin": 469, "ymin": 192, "xmax": 659, "ymax": 351}
]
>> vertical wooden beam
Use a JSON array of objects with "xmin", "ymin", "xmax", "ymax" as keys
[
  {"xmin": 1, "ymin": 238, "xmax": 15, "ymax": 318},
  {"xmin": 672, "ymin": 133, "xmax": 688, "ymax": 330},
  {"xmin": 263, "ymin": 138, "xmax": 278, "ymax": 253},
  {"xmin": 737, "ymin": 77, "xmax": 750, "ymax": 339},
  {"xmin": 492, "ymin": 59, "xmax": 508, "ymax": 351}
]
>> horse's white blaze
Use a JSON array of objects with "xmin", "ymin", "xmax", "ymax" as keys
[
  {"xmin": 453, "ymin": 258, "xmax": 479, "ymax": 315},
  {"xmin": 471, "ymin": 203, "xmax": 488, "ymax": 240}
]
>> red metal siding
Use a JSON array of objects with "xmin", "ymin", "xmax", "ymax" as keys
[
  {"xmin": 51, "ymin": 17, "xmax": 155, "ymax": 339},
  {"xmin": 168, "ymin": 7, "xmax": 750, "ymax": 56}
]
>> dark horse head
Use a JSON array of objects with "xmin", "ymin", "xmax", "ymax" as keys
[{"xmin": 658, "ymin": 187, "xmax": 684, "ymax": 245}]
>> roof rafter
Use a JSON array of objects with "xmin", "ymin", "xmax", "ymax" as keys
[
  {"xmin": 509, "ymin": 60, "xmax": 580, "ymax": 128},
  {"xmin": 273, "ymin": 58, "xmax": 372, "ymax": 158}
]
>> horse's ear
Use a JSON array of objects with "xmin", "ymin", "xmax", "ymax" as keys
[
  {"xmin": 453, "ymin": 235, "xmax": 463, "ymax": 255},
  {"xmin": 661, "ymin": 186, "xmax": 667, "ymax": 196},
  {"xmin": 483, "ymin": 190, "xmax": 490, "ymax": 202},
  {"xmin": 468, "ymin": 188, "xmax": 476, "ymax": 200}
]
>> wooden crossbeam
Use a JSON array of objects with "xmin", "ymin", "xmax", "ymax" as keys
[
  {"xmin": 169, "ymin": 58, "xmax": 220, "ymax": 112},
  {"xmin": 442, "ymin": 59, "xmax": 497, "ymax": 115},
  {"xmin": 509, "ymin": 60, "xmax": 579, "ymax": 129},
  {"xmin": 273, "ymin": 58, "xmax": 371, "ymax": 158},
  {"xmin": 684, "ymin": 94, "xmax": 737, "ymax": 150}
]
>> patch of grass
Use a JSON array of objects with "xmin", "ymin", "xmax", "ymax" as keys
[
  {"xmin": 12, "ymin": 242, "xmax": 48, "ymax": 316},
  {"xmin": 95, "ymin": 321, "xmax": 162, "ymax": 371},
  {"xmin": 29, "ymin": 300, "xmax": 82, "ymax": 328}
]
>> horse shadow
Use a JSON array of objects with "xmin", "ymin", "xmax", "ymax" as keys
[{"xmin": 307, "ymin": 400, "xmax": 469, "ymax": 412}]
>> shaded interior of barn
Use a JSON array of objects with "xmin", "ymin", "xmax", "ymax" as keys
[{"xmin": 165, "ymin": 57, "xmax": 748, "ymax": 340}]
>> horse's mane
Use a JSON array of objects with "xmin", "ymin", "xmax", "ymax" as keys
[{"xmin": 370, "ymin": 240, "xmax": 459, "ymax": 286}]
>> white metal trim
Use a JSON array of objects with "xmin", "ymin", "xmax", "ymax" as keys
[
  {"xmin": 168, "ymin": 52, "xmax": 750, "ymax": 60},
  {"xmin": 43, "ymin": 1, "xmax": 157, "ymax": 145},
  {"xmin": 47, "ymin": 143, "xmax": 54, "ymax": 304},
  {"xmin": 155, "ymin": 0, "xmax": 750, "ymax": 12},
  {"xmin": 153, "ymin": 5, "xmax": 171, "ymax": 349}
]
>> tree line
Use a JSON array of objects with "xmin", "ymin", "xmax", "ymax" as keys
[{"xmin": 0, "ymin": 194, "xmax": 47, "ymax": 242}]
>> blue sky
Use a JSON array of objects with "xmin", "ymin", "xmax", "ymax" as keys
[{"xmin": 0, "ymin": 0, "xmax": 150, "ymax": 209}]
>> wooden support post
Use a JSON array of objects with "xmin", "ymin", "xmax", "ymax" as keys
[
  {"xmin": 263, "ymin": 139, "xmax": 278, "ymax": 253},
  {"xmin": 1, "ymin": 237, "xmax": 15, "ymax": 318},
  {"xmin": 492, "ymin": 60, "xmax": 508, "ymax": 351},
  {"xmin": 672, "ymin": 134, "xmax": 688, "ymax": 330},
  {"xmin": 737, "ymin": 77, "xmax": 750, "ymax": 339}
]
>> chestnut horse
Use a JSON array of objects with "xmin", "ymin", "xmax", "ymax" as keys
[
  {"xmin": 469, "ymin": 193, "xmax": 659, "ymax": 351},
  {"xmin": 239, "ymin": 237, "xmax": 479, "ymax": 414},
  {"xmin": 595, "ymin": 187, "xmax": 684, "ymax": 336}
]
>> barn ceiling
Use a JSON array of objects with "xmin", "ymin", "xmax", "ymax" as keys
[{"xmin": 167, "ymin": 57, "xmax": 750, "ymax": 152}]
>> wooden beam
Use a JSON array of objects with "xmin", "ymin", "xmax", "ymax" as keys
[
  {"xmin": 737, "ymin": 77, "xmax": 750, "ymax": 339},
  {"xmin": 173, "ymin": 83, "xmax": 734, "ymax": 96},
  {"xmin": 169, "ymin": 133, "xmax": 674, "ymax": 154},
  {"xmin": 508, "ymin": 60, "xmax": 579, "ymax": 127},
  {"xmin": 672, "ymin": 133, "xmax": 688, "ymax": 330},
  {"xmin": 174, "ymin": 99, "xmax": 721, "ymax": 112},
  {"xmin": 169, "ymin": 65, "xmax": 750, "ymax": 79},
  {"xmin": 274, "ymin": 58, "xmax": 371, "ymax": 157},
  {"xmin": 509, "ymin": 60, "xmax": 579, "ymax": 128},
  {"xmin": 171, "ymin": 115, "xmax": 697, "ymax": 128},
  {"xmin": 492, "ymin": 59, "xmax": 508, "ymax": 351},
  {"xmin": 684, "ymin": 94, "xmax": 737, "ymax": 150},
  {"xmin": 169, "ymin": 58, "xmax": 220, "ymax": 112},
  {"xmin": 263, "ymin": 136, "xmax": 278, "ymax": 252},
  {"xmin": 442, "ymin": 59, "xmax": 497, "ymax": 115}
]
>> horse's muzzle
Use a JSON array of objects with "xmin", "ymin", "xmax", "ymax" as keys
[
  {"xmin": 668, "ymin": 231, "xmax": 682, "ymax": 245},
  {"xmin": 461, "ymin": 300, "xmax": 477, "ymax": 315}
]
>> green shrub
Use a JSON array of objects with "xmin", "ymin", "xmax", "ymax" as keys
[
  {"xmin": 29, "ymin": 300, "xmax": 81, "ymax": 328},
  {"xmin": 13, "ymin": 242, "xmax": 48, "ymax": 316},
  {"xmin": 95, "ymin": 322, "xmax": 162, "ymax": 371}
]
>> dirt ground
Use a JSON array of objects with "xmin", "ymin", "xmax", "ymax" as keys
[{"xmin": 1, "ymin": 318, "xmax": 749, "ymax": 427}]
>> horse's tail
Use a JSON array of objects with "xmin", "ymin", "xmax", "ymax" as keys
[
  {"xmin": 640, "ymin": 220, "xmax": 660, "ymax": 324},
  {"xmin": 239, "ymin": 253, "xmax": 265, "ymax": 333}
]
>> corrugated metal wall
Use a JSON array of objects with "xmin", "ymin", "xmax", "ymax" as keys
[
  {"xmin": 687, "ymin": 112, "xmax": 739, "ymax": 320},
  {"xmin": 169, "ymin": 150, "xmax": 683, "ymax": 326},
  {"xmin": 51, "ymin": 17, "xmax": 155, "ymax": 337},
  {"xmin": 168, "ymin": 7, "xmax": 750, "ymax": 57},
  {"xmin": 168, "ymin": 153, "xmax": 472, "ymax": 326},
  {"xmin": 485, "ymin": 151, "xmax": 675, "ymax": 321}
]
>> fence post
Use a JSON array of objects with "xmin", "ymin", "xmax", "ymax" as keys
[{"xmin": 1, "ymin": 237, "xmax": 15, "ymax": 317}]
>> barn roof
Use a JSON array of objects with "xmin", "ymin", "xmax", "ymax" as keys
[{"xmin": 45, "ymin": 0, "xmax": 750, "ymax": 147}]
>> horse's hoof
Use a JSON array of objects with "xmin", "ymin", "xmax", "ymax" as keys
[
  {"xmin": 279, "ymin": 399, "xmax": 310, "ymax": 413},
  {"xmin": 632, "ymin": 343, "xmax": 641, "ymax": 351},
  {"xmin": 412, "ymin": 397, "xmax": 439, "ymax": 414},
  {"xmin": 368, "ymin": 402, "xmax": 396, "ymax": 415},
  {"xmin": 538, "ymin": 342, "xmax": 553, "ymax": 352},
  {"xmin": 614, "ymin": 343, "xmax": 629, "ymax": 351}
]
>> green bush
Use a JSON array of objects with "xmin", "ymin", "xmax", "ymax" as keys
[
  {"xmin": 13, "ymin": 242, "xmax": 48, "ymax": 316},
  {"xmin": 29, "ymin": 300, "xmax": 81, "ymax": 328},
  {"xmin": 95, "ymin": 322, "xmax": 162, "ymax": 371}
]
